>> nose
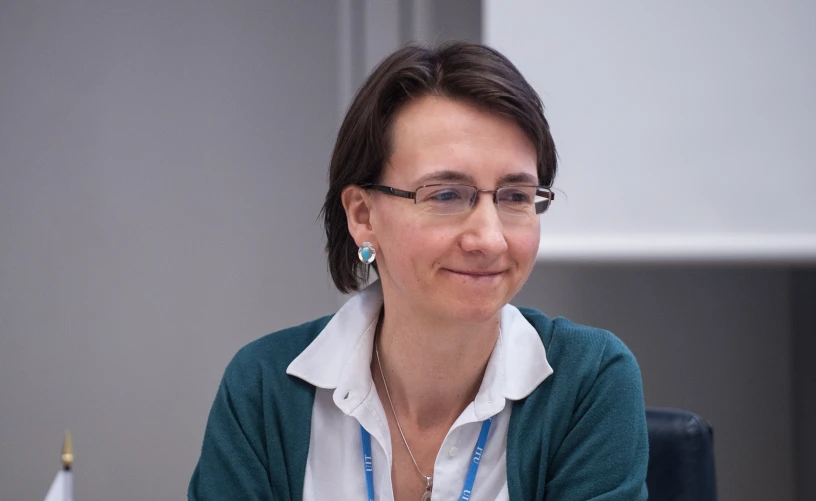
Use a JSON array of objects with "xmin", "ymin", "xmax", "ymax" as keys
[{"xmin": 458, "ymin": 192, "xmax": 508, "ymax": 256}]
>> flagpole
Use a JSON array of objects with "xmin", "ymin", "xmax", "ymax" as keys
[
  {"xmin": 61, "ymin": 431, "xmax": 73, "ymax": 501},
  {"xmin": 61, "ymin": 431, "xmax": 73, "ymax": 471},
  {"xmin": 44, "ymin": 431, "xmax": 74, "ymax": 501}
]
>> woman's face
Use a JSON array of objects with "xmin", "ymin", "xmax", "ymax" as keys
[{"xmin": 367, "ymin": 96, "xmax": 541, "ymax": 324}]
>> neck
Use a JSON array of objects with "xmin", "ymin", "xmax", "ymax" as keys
[{"xmin": 373, "ymin": 302, "xmax": 500, "ymax": 431}]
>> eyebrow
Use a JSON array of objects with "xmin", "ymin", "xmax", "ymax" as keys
[
  {"xmin": 413, "ymin": 170, "xmax": 539, "ymax": 187},
  {"xmin": 497, "ymin": 172, "xmax": 539, "ymax": 185},
  {"xmin": 414, "ymin": 170, "xmax": 475, "ymax": 185}
]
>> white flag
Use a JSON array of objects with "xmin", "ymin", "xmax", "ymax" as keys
[{"xmin": 43, "ymin": 470, "xmax": 73, "ymax": 501}]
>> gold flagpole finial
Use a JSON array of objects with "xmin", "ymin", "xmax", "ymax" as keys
[{"xmin": 61, "ymin": 431, "xmax": 73, "ymax": 470}]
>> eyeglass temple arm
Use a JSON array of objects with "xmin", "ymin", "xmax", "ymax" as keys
[
  {"xmin": 535, "ymin": 189, "xmax": 555, "ymax": 214},
  {"xmin": 362, "ymin": 184, "xmax": 416, "ymax": 200}
]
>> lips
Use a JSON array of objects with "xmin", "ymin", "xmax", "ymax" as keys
[{"xmin": 444, "ymin": 269, "xmax": 505, "ymax": 277}]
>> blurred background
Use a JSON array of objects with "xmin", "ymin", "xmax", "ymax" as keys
[{"xmin": 1, "ymin": 1, "xmax": 813, "ymax": 500}]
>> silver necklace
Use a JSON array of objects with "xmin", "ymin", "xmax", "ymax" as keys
[{"xmin": 375, "ymin": 342, "xmax": 433, "ymax": 501}]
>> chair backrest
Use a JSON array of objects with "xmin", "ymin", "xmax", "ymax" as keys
[{"xmin": 646, "ymin": 407, "xmax": 718, "ymax": 501}]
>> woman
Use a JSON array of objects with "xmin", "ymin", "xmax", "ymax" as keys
[{"xmin": 189, "ymin": 42, "xmax": 648, "ymax": 500}]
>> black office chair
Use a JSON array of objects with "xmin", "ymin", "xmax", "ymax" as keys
[{"xmin": 646, "ymin": 407, "xmax": 718, "ymax": 501}]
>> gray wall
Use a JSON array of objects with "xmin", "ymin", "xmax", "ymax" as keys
[
  {"xmin": 0, "ymin": 1, "xmax": 340, "ymax": 499},
  {"xmin": 1, "ymin": 1, "xmax": 811, "ymax": 501}
]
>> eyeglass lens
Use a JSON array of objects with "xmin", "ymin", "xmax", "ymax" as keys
[{"xmin": 414, "ymin": 184, "xmax": 550, "ymax": 216}]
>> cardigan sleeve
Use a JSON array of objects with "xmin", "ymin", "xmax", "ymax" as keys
[
  {"xmin": 544, "ymin": 334, "xmax": 649, "ymax": 501},
  {"xmin": 188, "ymin": 351, "xmax": 276, "ymax": 500}
]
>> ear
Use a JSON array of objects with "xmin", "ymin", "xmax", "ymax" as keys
[{"xmin": 341, "ymin": 185, "xmax": 376, "ymax": 248}]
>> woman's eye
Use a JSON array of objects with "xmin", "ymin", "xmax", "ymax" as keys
[
  {"xmin": 430, "ymin": 190, "xmax": 461, "ymax": 202},
  {"xmin": 500, "ymin": 189, "xmax": 532, "ymax": 204}
]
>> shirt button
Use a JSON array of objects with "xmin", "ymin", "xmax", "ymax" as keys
[{"xmin": 449, "ymin": 447, "xmax": 458, "ymax": 457}]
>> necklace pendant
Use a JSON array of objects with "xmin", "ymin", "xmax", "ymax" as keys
[{"xmin": 420, "ymin": 476, "xmax": 432, "ymax": 501}]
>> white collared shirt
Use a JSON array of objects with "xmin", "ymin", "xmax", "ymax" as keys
[{"xmin": 286, "ymin": 282, "xmax": 553, "ymax": 501}]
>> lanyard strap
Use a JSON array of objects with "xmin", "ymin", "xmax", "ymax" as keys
[
  {"xmin": 459, "ymin": 416, "xmax": 492, "ymax": 500},
  {"xmin": 360, "ymin": 426, "xmax": 375, "ymax": 501},
  {"xmin": 359, "ymin": 417, "xmax": 493, "ymax": 501}
]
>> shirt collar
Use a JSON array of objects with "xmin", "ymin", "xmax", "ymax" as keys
[{"xmin": 286, "ymin": 281, "xmax": 553, "ymax": 415}]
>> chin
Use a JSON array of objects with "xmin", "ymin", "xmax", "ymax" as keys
[
  {"xmin": 434, "ymin": 295, "xmax": 507, "ymax": 324},
  {"xmin": 438, "ymin": 274, "xmax": 517, "ymax": 316}
]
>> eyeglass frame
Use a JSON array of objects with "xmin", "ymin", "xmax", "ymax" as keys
[{"xmin": 361, "ymin": 183, "xmax": 555, "ymax": 216}]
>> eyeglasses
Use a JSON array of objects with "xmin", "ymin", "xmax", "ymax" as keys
[{"xmin": 362, "ymin": 183, "xmax": 555, "ymax": 217}]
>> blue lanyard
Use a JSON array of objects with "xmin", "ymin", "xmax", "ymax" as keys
[
  {"xmin": 360, "ymin": 426, "xmax": 375, "ymax": 501},
  {"xmin": 360, "ymin": 417, "xmax": 493, "ymax": 501}
]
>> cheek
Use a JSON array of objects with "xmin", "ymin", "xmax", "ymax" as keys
[
  {"xmin": 510, "ymin": 226, "xmax": 541, "ymax": 269},
  {"xmin": 378, "ymin": 218, "xmax": 458, "ymax": 276}
]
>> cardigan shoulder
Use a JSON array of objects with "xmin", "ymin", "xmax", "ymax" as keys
[
  {"xmin": 192, "ymin": 315, "xmax": 334, "ymax": 501},
  {"xmin": 517, "ymin": 306, "xmax": 633, "ymax": 363},
  {"xmin": 515, "ymin": 305, "xmax": 643, "ymax": 421},
  {"xmin": 224, "ymin": 314, "xmax": 334, "ymax": 383},
  {"xmin": 516, "ymin": 306, "xmax": 640, "ymax": 397},
  {"xmin": 509, "ymin": 307, "xmax": 648, "ymax": 501}
]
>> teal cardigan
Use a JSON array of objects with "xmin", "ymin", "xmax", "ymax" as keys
[{"xmin": 189, "ymin": 308, "xmax": 648, "ymax": 500}]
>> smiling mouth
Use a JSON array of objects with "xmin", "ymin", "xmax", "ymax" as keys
[{"xmin": 445, "ymin": 269, "xmax": 505, "ymax": 277}]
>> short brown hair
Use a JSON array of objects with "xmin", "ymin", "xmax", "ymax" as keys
[{"xmin": 321, "ymin": 41, "xmax": 558, "ymax": 293}]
